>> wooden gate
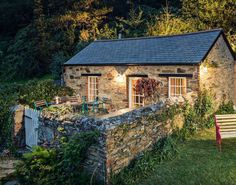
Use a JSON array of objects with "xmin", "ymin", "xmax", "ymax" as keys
[{"xmin": 24, "ymin": 108, "xmax": 40, "ymax": 148}]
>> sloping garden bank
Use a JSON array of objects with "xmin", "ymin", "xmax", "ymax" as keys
[{"xmin": 111, "ymin": 92, "xmax": 235, "ymax": 185}]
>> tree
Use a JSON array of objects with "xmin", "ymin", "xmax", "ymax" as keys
[
  {"xmin": 147, "ymin": 7, "xmax": 199, "ymax": 36},
  {"xmin": 34, "ymin": 0, "xmax": 51, "ymax": 72},
  {"xmin": 117, "ymin": 7, "xmax": 146, "ymax": 37},
  {"xmin": 182, "ymin": 0, "xmax": 236, "ymax": 51},
  {"xmin": 182, "ymin": 0, "xmax": 236, "ymax": 30},
  {"xmin": 0, "ymin": 0, "xmax": 33, "ymax": 36},
  {"xmin": 55, "ymin": 0, "xmax": 112, "ymax": 43},
  {"xmin": 1, "ymin": 26, "xmax": 39, "ymax": 80}
]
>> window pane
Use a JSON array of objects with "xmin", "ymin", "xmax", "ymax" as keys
[
  {"xmin": 176, "ymin": 86, "xmax": 180, "ymax": 95},
  {"xmin": 181, "ymin": 86, "xmax": 186, "ymax": 95},
  {"xmin": 88, "ymin": 76, "xmax": 99, "ymax": 101},
  {"xmin": 171, "ymin": 87, "xmax": 175, "ymax": 96},
  {"xmin": 176, "ymin": 78, "xmax": 180, "ymax": 86},
  {"xmin": 169, "ymin": 78, "xmax": 186, "ymax": 97}
]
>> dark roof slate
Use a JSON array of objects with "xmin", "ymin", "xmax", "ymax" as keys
[{"xmin": 64, "ymin": 29, "xmax": 227, "ymax": 66}]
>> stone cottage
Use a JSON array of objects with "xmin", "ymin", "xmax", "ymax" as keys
[{"xmin": 63, "ymin": 29, "xmax": 235, "ymax": 110}]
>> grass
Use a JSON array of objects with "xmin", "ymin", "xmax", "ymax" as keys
[{"xmin": 114, "ymin": 128, "xmax": 236, "ymax": 185}]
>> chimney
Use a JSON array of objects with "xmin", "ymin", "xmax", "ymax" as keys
[{"xmin": 118, "ymin": 33, "xmax": 122, "ymax": 39}]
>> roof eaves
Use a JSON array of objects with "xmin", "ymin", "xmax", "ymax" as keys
[
  {"xmin": 199, "ymin": 30, "xmax": 235, "ymax": 63},
  {"xmin": 63, "ymin": 62, "xmax": 199, "ymax": 66},
  {"xmin": 199, "ymin": 30, "xmax": 222, "ymax": 64},
  {"xmin": 94, "ymin": 28, "xmax": 223, "ymax": 43}
]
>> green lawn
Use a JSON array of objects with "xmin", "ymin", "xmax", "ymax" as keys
[{"xmin": 138, "ymin": 129, "xmax": 236, "ymax": 185}]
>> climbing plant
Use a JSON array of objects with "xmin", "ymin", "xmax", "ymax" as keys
[
  {"xmin": 135, "ymin": 78, "xmax": 161, "ymax": 104},
  {"xmin": 0, "ymin": 92, "xmax": 16, "ymax": 151}
]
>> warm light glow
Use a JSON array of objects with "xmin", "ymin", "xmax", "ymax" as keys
[
  {"xmin": 116, "ymin": 74, "xmax": 125, "ymax": 83},
  {"xmin": 202, "ymin": 66, "xmax": 208, "ymax": 73},
  {"xmin": 55, "ymin": 96, "xmax": 60, "ymax": 104}
]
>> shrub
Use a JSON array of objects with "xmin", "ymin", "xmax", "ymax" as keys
[
  {"xmin": 0, "ymin": 79, "xmax": 74, "ymax": 107},
  {"xmin": 18, "ymin": 79, "xmax": 73, "ymax": 106},
  {"xmin": 194, "ymin": 90, "xmax": 214, "ymax": 118},
  {"xmin": 16, "ymin": 131, "xmax": 99, "ymax": 185},
  {"xmin": 216, "ymin": 100, "xmax": 235, "ymax": 114},
  {"xmin": 50, "ymin": 52, "xmax": 69, "ymax": 80},
  {"xmin": 0, "ymin": 94, "xmax": 16, "ymax": 151}
]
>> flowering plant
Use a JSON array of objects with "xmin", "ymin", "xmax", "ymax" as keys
[{"xmin": 135, "ymin": 78, "xmax": 161, "ymax": 104}]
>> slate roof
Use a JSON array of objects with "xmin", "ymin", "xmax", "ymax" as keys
[{"xmin": 64, "ymin": 29, "xmax": 232, "ymax": 66}]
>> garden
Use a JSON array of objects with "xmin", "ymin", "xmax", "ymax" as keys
[{"xmin": 1, "ymin": 85, "xmax": 236, "ymax": 185}]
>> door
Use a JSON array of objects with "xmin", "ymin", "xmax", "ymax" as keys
[
  {"xmin": 129, "ymin": 77, "xmax": 145, "ymax": 108},
  {"xmin": 25, "ymin": 108, "xmax": 40, "ymax": 148}
]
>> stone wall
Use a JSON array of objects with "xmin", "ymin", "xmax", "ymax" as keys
[
  {"xmin": 38, "ymin": 102, "xmax": 184, "ymax": 183},
  {"xmin": 199, "ymin": 35, "xmax": 235, "ymax": 107},
  {"xmin": 13, "ymin": 105, "xmax": 25, "ymax": 147},
  {"xmin": 64, "ymin": 65, "xmax": 199, "ymax": 110}
]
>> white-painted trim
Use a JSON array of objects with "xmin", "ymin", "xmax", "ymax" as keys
[
  {"xmin": 129, "ymin": 78, "xmax": 132, "ymax": 108},
  {"xmin": 88, "ymin": 76, "xmax": 98, "ymax": 101},
  {"xmin": 129, "ymin": 77, "xmax": 145, "ymax": 108},
  {"xmin": 168, "ymin": 77, "xmax": 187, "ymax": 98}
]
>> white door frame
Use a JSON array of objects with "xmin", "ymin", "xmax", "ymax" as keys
[
  {"xmin": 129, "ymin": 77, "xmax": 133, "ymax": 108},
  {"xmin": 128, "ymin": 77, "xmax": 145, "ymax": 108}
]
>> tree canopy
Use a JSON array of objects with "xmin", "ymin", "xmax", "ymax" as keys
[{"xmin": 0, "ymin": 0, "xmax": 235, "ymax": 81}]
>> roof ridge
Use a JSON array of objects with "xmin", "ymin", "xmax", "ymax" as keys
[{"xmin": 94, "ymin": 28, "xmax": 223, "ymax": 42}]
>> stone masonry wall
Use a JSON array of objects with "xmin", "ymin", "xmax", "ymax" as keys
[
  {"xmin": 64, "ymin": 65, "xmax": 199, "ymax": 110},
  {"xmin": 38, "ymin": 102, "xmax": 184, "ymax": 183},
  {"xmin": 199, "ymin": 35, "xmax": 235, "ymax": 107},
  {"xmin": 13, "ymin": 105, "xmax": 25, "ymax": 147},
  {"xmin": 103, "ymin": 107, "xmax": 184, "ymax": 178}
]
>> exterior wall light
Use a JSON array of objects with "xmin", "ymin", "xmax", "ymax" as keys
[
  {"xmin": 116, "ymin": 74, "xmax": 125, "ymax": 83},
  {"xmin": 203, "ymin": 66, "xmax": 208, "ymax": 73}
]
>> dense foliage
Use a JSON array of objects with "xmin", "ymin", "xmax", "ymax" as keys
[
  {"xmin": 0, "ymin": 0, "xmax": 235, "ymax": 81},
  {"xmin": 0, "ymin": 91, "xmax": 16, "ymax": 151},
  {"xmin": 1, "ymin": 79, "xmax": 73, "ymax": 106},
  {"xmin": 16, "ymin": 131, "xmax": 99, "ymax": 185},
  {"xmin": 17, "ymin": 79, "xmax": 73, "ymax": 106},
  {"xmin": 0, "ymin": 79, "xmax": 73, "ymax": 151}
]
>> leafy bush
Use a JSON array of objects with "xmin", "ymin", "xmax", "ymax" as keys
[
  {"xmin": 0, "ymin": 93, "xmax": 16, "ymax": 151},
  {"xmin": 216, "ymin": 100, "xmax": 235, "ymax": 114},
  {"xmin": 0, "ymin": 26, "xmax": 41, "ymax": 80},
  {"xmin": 182, "ymin": 90, "xmax": 214, "ymax": 132},
  {"xmin": 0, "ymin": 79, "xmax": 73, "ymax": 150},
  {"xmin": 0, "ymin": 79, "xmax": 74, "ymax": 107},
  {"xmin": 194, "ymin": 90, "xmax": 214, "ymax": 118},
  {"xmin": 16, "ymin": 131, "xmax": 99, "ymax": 185},
  {"xmin": 18, "ymin": 79, "xmax": 73, "ymax": 106}
]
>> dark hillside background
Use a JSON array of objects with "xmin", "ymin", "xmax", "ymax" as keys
[{"xmin": 0, "ymin": 0, "xmax": 235, "ymax": 81}]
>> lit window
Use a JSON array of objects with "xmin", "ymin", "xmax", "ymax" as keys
[
  {"xmin": 129, "ymin": 78, "xmax": 145, "ymax": 108},
  {"xmin": 88, "ymin": 76, "xmax": 99, "ymax": 101},
  {"xmin": 169, "ymin": 77, "xmax": 186, "ymax": 97}
]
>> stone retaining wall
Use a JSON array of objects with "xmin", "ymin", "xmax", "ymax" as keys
[{"xmin": 38, "ymin": 102, "xmax": 184, "ymax": 183}]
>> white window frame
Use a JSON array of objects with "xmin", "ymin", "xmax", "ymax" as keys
[
  {"xmin": 88, "ymin": 76, "xmax": 99, "ymax": 102},
  {"xmin": 129, "ymin": 77, "xmax": 145, "ymax": 108},
  {"xmin": 168, "ymin": 77, "xmax": 187, "ymax": 98}
]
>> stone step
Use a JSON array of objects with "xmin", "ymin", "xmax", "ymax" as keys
[{"xmin": 0, "ymin": 159, "xmax": 19, "ymax": 180}]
